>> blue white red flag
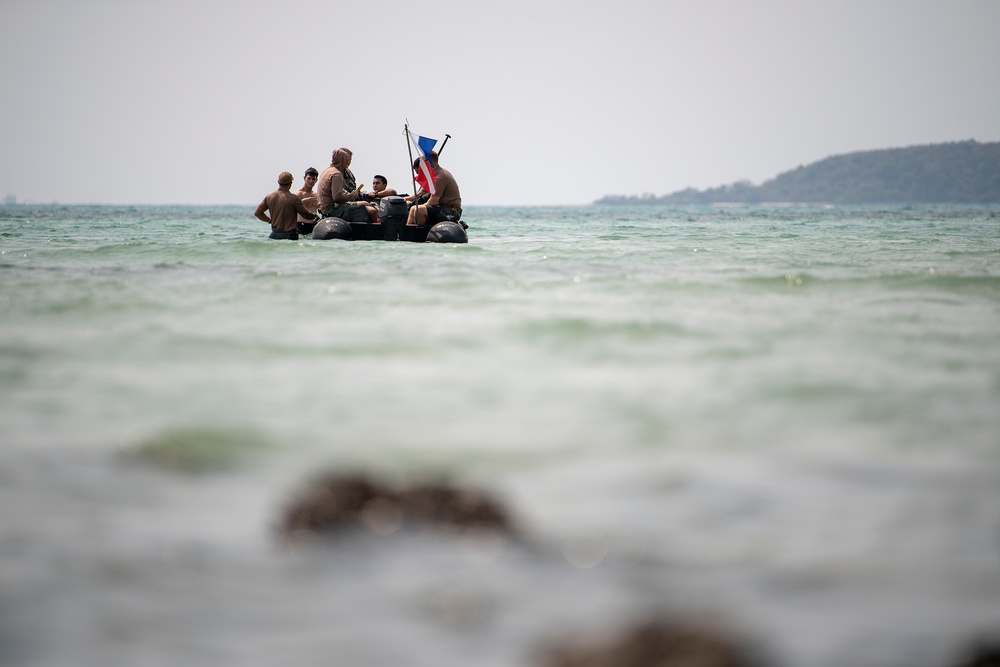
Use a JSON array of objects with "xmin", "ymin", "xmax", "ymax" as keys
[{"xmin": 407, "ymin": 129, "xmax": 438, "ymax": 194}]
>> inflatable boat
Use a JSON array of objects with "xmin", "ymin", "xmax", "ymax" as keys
[{"xmin": 312, "ymin": 196, "xmax": 468, "ymax": 243}]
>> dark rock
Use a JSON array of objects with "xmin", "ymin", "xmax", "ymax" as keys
[
  {"xmin": 278, "ymin": 472, "xmax": 514, "ymax": 541},
  {"xmin": 951, "ymin": 641, "xmax": 1000, "ymax": 667},
  {"xmin": 281, "ymin": 472, "xmax": 382, "ymax": 535},
  {"xmin": 398, "ymin": 484, "xmax": 512, "ymax": 531},
  {"xmin": 538, "ymin": 617, "xmax": 765, "ymax": 667}
]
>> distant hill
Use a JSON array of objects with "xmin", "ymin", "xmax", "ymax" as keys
[{"xmin": 596, "ymin": 140, "xmax": 1000, "ymax": 205}]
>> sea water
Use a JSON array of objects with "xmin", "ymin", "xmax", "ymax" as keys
[{"xmin": 1, "ymin": 203, "xmax": 998, "ymax": 667}]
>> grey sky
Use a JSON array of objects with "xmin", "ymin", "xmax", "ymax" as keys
[{"xmin": 1, "ymin": 0, "xmax": 998, "ymax": 206}]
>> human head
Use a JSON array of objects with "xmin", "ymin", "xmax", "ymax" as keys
[
  {"xmin": 372, "ymin": 174, "xmax": 387, "ymax": 192},
  {"xmin": 303, "ymin": 167, "xmax": 318, "ymax": 188},
  {"xmin": 331, "ymin": 148, "xmax": 353, "ymax": 171},
  {"xmin": 277, "ymin": 171, "xmax": 294, "ymax": 186},
  {"xmin": 413, "ymin": 152, "xmax": 439, "ymax": 170}
]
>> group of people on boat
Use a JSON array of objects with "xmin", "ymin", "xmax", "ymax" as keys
[{"xmin": 254, "ymin": 146, "xmax": 462, "ymax": 241}]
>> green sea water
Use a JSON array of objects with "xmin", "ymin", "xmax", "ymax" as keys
[{"xmin": 1, "ymin": 203, "xmax": 999, "ymax": 667}]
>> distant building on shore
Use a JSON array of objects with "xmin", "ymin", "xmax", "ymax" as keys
[{"xmin": 2, "ymin": 193, "xmax": 16, "ymax": 205}]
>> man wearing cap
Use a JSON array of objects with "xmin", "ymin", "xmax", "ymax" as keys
[{"xmin": 255, "ymin": 171, "xmax": 319, "ymax": 240}]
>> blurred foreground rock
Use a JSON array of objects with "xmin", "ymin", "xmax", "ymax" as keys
[
  {"xmin": 279, "ymin": 472, "xmax": 515, "ymax": 541},
  {"xmin": 538, "ymin": 617, "xmax": 765, "ymax": 667},
  {"xmin": 952, "ymin": 641, "xmax": 1000, "ymax": 667}
]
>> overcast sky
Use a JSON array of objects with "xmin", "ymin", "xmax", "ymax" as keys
[{"xmin": 1, "ymin": 0, "xmax": 998, "ymax": 206}]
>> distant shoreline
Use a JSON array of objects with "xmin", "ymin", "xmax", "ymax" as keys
[{"xmin": 596, "ymin": 140, "xmax": 1000, "ymax": 205}]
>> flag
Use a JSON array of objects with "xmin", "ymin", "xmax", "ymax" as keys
[
  {"xmin": 408, "ymin": 129, "xmax": 438, "ymax": 195},
  {"xmin": 417, "ymin": 135, "xmax": 437, "ymax": 159},
  {"xmin": 414, "ymin": 158, "xmax": 437, "ymax": 195},
  {"xmin": 408, "ymin": 129, "xmax": 438, "ymax": 160}
]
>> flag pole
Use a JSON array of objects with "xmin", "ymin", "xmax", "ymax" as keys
[{"xmin": 404, "ymin": 121, "xmax": 416, "ymax": 196}]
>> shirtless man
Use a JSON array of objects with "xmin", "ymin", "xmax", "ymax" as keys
[
  {"xmin": 255, "ymin": 171, "xmax": 319, "ymax": 240},
  {"xmin": 406, "ymin": 152, "xmax": 462, "ymax": 226},
  {"xmin": 316, "ymin": 148, "xmax": 379, "ymax": 223},
  {"xmin": 295, "ymin": 167, "xmax": 320, "ymax": 234}
]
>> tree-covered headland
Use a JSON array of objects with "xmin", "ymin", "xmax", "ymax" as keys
[{"xmin": 596, "ymin": 140, "xmax": 1000, "ymax": 205}]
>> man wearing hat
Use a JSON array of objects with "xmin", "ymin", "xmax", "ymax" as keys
[{"xmin": 254, "ymin": 171, "xmax": 319, "ymax": 240}]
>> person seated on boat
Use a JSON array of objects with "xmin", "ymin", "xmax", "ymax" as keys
[
  {"xmin": 362, "ymin": 174, "xmax": 398, "ymax": 201},
  {"xmin": 406, "ymin": 151, "xmax": 462, "ymax": 226},
  {"xmin": 403, "ymin": 159, "xmax": 432, "ymax": 206},
  {"xmin": 317, "ymin": 147, "xmax": 379, "ymax": 223},
  {"xmin": 255, "ymin": 171, "xmax": 319, "ymax": 240},
  {"xmin": 295, "ymin": 167, "xmax": 320, "ymax": 234}
]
